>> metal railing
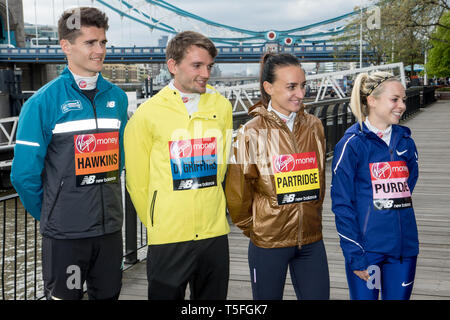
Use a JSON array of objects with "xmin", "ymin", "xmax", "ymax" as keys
[
  {"xmin": 0, "ymin": 193, "xmax": 41, "ymax": 300},
  {"xmin": 0, "ymin": 117, "xmax": 18, "ymax": 151},
  {"xmin": 0, "ymin": 187, "xmax": 146, "ymax": 300},
  {"xmin": 122, "ymin": 188, "xmax": 147, "ymax": 265},
  {"xmin": 307, "ymin": 97, "xmax": 354, "ymax": 157}
]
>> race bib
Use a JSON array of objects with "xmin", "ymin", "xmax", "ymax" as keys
[
  {"xmin": 169, "ymin": 138, "xmax": 217, "ymax": 191},
  {"xmin": 74, "ymin": 132, "xmax": 119, "ymax": 187},
  {"xmin": 370, "ymin": 161, "xmax": 412, "ymax": 210},
  {"xmin": 273, "ymin": 152, "xmax": 320, "ymax": 205}
]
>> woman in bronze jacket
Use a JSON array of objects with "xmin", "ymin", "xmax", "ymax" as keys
[{"xmin": 225, "ymin": 53, "xmax": 330, "ymax": 300}]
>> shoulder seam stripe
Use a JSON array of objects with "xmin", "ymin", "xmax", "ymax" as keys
[
  {"xmin": 333, "ymin": 134, "xmax": 355, "ymax": 174},
  {"xmin": 16, "ymin": 140, "xmax": 40, "ymax": 147}
]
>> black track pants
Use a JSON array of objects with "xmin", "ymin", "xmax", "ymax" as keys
[
  {"xmin": 42, "ymin": 231, "xmax": 123, "ymax": 300},
  {"xmin": 146, "ymin": 235, "xmax": 229, "ymax": 300},
  {"xmin": 248, "ymin": 239, "xmax": 330, "ymax": 300}
]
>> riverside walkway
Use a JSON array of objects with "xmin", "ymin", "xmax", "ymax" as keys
[{"xmin": 119, "ymin": 100, "xmax": 450, "ymax": 300}]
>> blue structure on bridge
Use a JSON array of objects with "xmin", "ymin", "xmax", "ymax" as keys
[{"xmin": 0, "ymin": 44, "xmax": 372, "ymax": 63}]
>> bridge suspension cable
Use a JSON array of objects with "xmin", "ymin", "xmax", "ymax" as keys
[{"xmin": 94, "ymin": 0, "xmax": 363, "ymax": 46}]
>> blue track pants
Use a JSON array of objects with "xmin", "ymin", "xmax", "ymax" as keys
[{"xmin": 345, "ymin": 253, "xmax": 417, "ymax": 300}]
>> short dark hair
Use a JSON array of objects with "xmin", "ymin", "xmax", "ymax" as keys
[
  {"xmin": 165, "ymin": 31, "xmax": 217, "ymax": 64},
  {"xmin": 259, "ymin": 53, "xmax": 302, "ymax": 106},
  {"xmin": 58, "ymin": 7, "xmax": 109, "ymax": 43}
]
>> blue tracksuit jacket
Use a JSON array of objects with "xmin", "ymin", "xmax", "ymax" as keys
[{"xmin": 331, "ymin": 122, "xmax": 419, "ymax": 271}]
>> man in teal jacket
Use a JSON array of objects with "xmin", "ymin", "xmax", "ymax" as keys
[{"xmin": 10, "ymin": 7, "xmax": 128, "ymax": 300}]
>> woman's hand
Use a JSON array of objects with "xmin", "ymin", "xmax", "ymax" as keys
[{"xmin": 353, "ymin": 270, "xmax": 370, "ymax": 281}]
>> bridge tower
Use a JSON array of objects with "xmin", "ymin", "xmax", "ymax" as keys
[
  {"xmin": 0, "ymin": 0, "xmax": 56, "ymax": 91},
  {"xmin": 0, "ymin": 0, "xmax": 25, "ymax": 47}
]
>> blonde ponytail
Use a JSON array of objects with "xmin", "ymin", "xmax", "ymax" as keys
[
  {"xmin": 350, "ymin": 71, "xmax": 399, "ymax": 129},
  {"xmin": 350, "ymin": 73, "xmax": 369, "ymax": 128}
]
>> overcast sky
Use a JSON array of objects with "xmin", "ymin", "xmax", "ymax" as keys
[{"xmin": 22, "ymin": 0, "xmax": 372, "ymax": 46}]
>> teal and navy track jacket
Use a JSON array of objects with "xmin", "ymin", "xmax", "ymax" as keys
[{"xmin": 11, "ymin": 67, "xmax": 128, "ymax": 239}]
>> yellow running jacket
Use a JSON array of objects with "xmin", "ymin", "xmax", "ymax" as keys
[{"xmin": 124, "ymin": 85, "xmax": 232, "ymax": 245}]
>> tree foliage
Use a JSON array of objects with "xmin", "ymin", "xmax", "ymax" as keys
[
  {"xmin": 379, "ymin": 0, "xmax": 449, "ymax": 44},
  {"xmin": 426, "ymin": 10, "xmax": 450, "ymax": 77},
  {"xmin": 333, "ymin": 0, "xmax": 449, "ymax": 73}
]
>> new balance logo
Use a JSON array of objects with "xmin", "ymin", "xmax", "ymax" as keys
[
  {"xmin": 373, "ymin": 199, "xmax": 394, "ymax": 210},
  {"xmin": 178, "ymin": 179, "xmax": 194, "ymax": 190},
  {"xmin": 282, "ymin": 194, "xmax": 296, "ymax": 204},
  {"xmin": 80, "ymin": 175, "xmax": 96, "ymax": 185}
]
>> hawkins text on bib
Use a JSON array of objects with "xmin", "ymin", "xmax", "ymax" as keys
[
  {"xmin": 273, "ymin": 152, "xmax": 320, "ymax": 205},
  {"xmin": 74, "ymin": 132, "xmax": 119, "ymax": 187}
]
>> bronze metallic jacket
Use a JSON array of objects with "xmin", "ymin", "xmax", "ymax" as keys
[{"xmin": 225, "ymin": 102, "xmax": 326, "ymax": 248}]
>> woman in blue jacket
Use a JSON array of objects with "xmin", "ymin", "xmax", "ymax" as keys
[{"xmin": 331, "ymin": 72, "xmax": 419, "ymax": 300}]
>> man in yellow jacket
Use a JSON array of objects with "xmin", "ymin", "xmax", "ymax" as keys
[{"xmin": 124, "ymin": 31, "xmax": 233, "ymax": 300}]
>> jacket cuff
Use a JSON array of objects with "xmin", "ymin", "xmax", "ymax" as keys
[{"xmin": 348, "ymin": 253, "xmax": 369, "ymax": 271}]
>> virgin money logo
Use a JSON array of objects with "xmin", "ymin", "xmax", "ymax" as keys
[
  {"xmin": 76, "ymin": 134, "xmax": 96, "ymax": 153},
  {"xmin": 78, "ymin": 80, "xmax": 87, "ymax": 89},
  {"xmin": 274, "ymin": 154, "xmax": 295, "ymax": 172},
  {"xmin": 170, "ymin": 140, "xmax": 192, "ymax": 159},
  {"xmin": 371, "ymin": 162, "xmax": 391, "ymax": 180}
]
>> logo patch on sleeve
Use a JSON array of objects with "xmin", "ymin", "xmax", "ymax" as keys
[{"xmin": 61, "ymin": 100, "xmax": 83, "ymax": 113}]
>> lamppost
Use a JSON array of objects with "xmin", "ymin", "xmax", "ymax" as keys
[
  {"xmin": 360, "ymin": 0, "xmax": 363, "ymax": 68},
  {"xmin": 424, "ymin": 47, "xmax": 428, "ymax": 85},
  {"xmin": 6, "ymin": 0, "xmax": 11, "ymax": 47}
]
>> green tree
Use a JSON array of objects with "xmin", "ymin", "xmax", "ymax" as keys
[
  {"xmin": 379, "ymin": 0, "xmax": 449, "ymax": 43},
  {"xmin": 334, "ymin": 0, "xmax": 448, "ymax": 73},
  {"xmin": 426, "ymin": 10, "xmax": 450, "ymax": 77}
]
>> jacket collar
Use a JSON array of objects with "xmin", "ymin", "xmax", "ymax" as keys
[
  {"xmin": 347, "ymin": 121, "xmax": 411, "ymax": 140},
  {"xmin": 61, "ymin": 66, "xmax": 112, "ymax": 93},
  {"xmin": 249, "ymin": 100, "xmax": 306, "ymax": 128},
  {"xmin": 158, "ymin": 84, "xmax": 221, "ymax": 114}
]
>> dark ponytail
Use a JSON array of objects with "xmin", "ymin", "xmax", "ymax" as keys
[{"xmin": 259, "ymin": 52, "xmax": 301, "ymax": 106}]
